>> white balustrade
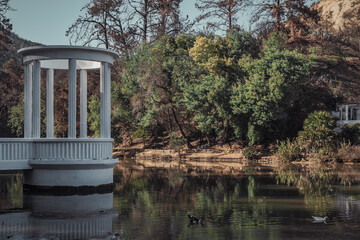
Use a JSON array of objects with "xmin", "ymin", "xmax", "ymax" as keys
[
  {"xmin": 0, "ymin": 139, "xmax": 33, "ymax": 160},
  {"xmin": 33, "ymin": 139, "xmax": 113, "ymax": 160},
  {"xmin": 0, "ymin": 139, "xmax": 113, "ymax": 163}
]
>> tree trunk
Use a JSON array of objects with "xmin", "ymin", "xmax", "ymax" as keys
[
  {"xmin": 276, "ymin": 0, "xmax": 281, "ymax": 32},
  {"xmin": 167, "ymin": 108, "xmax": 173, "ymax": 132},
  {"xmin": 206, "ymin": 134, "xmax": 211, "ymax": 146},
  {"xmin": 143, "ymin": 0, "xmax": 148, "ymax": 43},
  {"xmin": 171, "ymin": 107, "xmax": 192, "ymax": 148},
  {"xmin": 222, "ymin": 125, "xmax": 229, "ymax": 144},
  {"xmin": 160, "ymin": 11, "xmax": 166, "ymax": 36},
  {"xmin": 103, "ymin": 11, "xmax": 109, "ymax": 49},
  {"xmin": 228, "ymin": 3, "xmax": 232, "ymax": 31}
]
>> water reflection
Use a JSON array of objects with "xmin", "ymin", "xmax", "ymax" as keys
[
  {"xmin": 111, "ymin": 161, "xmax": 360, "ymax": 239},
  {"xmin": 0, "ymin": 173, "xmax": 23, "ymax": 209},
  {"xmin": 0, "ymin": 188, "xmax": 115, "ymax": 239},
  {"xmin": 1, "ymin": 161, "xmax": 360, "ymax": 239}
]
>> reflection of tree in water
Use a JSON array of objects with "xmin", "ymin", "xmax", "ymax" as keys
[
  {"xmin": 113, "ymin": 166, "xmax": 274, "ymax": 238},
  {"xmin": 275, "ymin": 163, "xmax": 360, "ymax": 214},
  {"xmin": 8, "ymin": 174, "xmax": 22, "ymax": 208},
  {"xmin": 276, "ymin": 163, "xmax": 335, "ymax": 196},
  {"xmin": 112, "ymin": 162, "xmax": 360, "ymax": 238},
  {"xmin": 230, "ymin": 176, "xmax": 270, "ymax": 229},
  {"xmin": 247, "ymin": 176, "xmax": 256, "ymax": 199},
  {"xmin": 230, "ymin": 198, "xmax": 269, "ymax": 229},
  {"xmin": 0, "ymin": 173, "xmax": 23, "ymax": 209},
  {"xmin": 337, "ymin": 166, "xmax": 360, "ymax": 186}
]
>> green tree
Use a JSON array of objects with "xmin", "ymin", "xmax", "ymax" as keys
[
  {"xmin": 7, "ymin": 100, "xmax": 23, "ymax": 137},
  {"xmin": 231, "ymin": 33, "xmax": 312, "ymax": 145},
  {"xmin": 298, "ymin": 111, "xmax": 336, "ymax": 153},
  {"xmin": 0, "ymin": 59, "xmax": 23, "ymax": 137},
  {"xmin": 88, "ymin": 95, "xmax": 100, "ymax": 137},
  {"xmin": 185, "ymin": 30, "xmax": 259, "ymax": 144},
  {"xmin": 120, "ymin": 34, "xmax": 197, "ymax": 147},
  {"xmin": 111, "ymin": 80, "xmax": 135, "ymax": 143},
  {"xmin": 182, "ymin": 75, "xmax": 229, "ymax": 145}
]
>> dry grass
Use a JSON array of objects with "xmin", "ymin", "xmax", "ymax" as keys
[{"xmin": 337, "ymin": 145, "xmax": 360, "ymax": 162}]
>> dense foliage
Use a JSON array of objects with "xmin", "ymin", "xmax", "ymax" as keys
[
  {"xmin": 104, "ymin": 31, "xmax": 313, "ymax": 146},
  {"xmin": 0, "ymin": 0, "xmax": 12, "ymax": 55},
  {"xmin": 298, "ymin": 111, "xmax": 336, "ymax": 153},
  {"xmin": 3, "ymin": 0, "xmax": 358, "ymax": 154}
]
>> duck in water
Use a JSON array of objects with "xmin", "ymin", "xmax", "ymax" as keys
[{"xmin": 188, "ymin": 215, "xmax": 205, "ymax": 226}]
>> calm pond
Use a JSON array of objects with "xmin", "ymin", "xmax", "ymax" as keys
[{"xmin": 1, "ymin": 160, "xmax": 360, "ymax": 239}]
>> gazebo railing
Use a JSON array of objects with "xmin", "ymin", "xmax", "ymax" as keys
[
  {"xmin": 0, "ymin": 139, "xmax": 34, "ymax": 161},
  {"xmin": 0, "ymin": 138, "xmax": 113, "ymax": 170}
]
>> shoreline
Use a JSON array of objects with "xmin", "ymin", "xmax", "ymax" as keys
[
  {"xmin": 113, "ymin": 147, "xmax": 360, "ymax": 177},
  {"xmin": 113, "ymin": 147, "xmax": 274, "ymax": 161}
]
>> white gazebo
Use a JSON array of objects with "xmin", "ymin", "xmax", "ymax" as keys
[{"xmin": 0, "ymin": 46, "xmax": 119, "ymax": 189}]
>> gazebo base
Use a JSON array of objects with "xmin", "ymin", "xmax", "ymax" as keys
[{"xmin": 23, "ymin": 159, "xmax": 118, "ymax": 187}]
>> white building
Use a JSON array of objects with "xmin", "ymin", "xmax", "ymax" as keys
[{"xmin": 332, "ymin": 103, "xmax": 360, "ymax": 126}]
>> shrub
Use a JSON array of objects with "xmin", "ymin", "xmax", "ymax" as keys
[
  {"xmin": 247, "ymin": 123, "xmax": 262, "ymax": 146},
  {"xmin": 132, "ymin": 126, "xmax": 149, "ymax": 139},
  {"xmin": 298, "ymin": 111, "xmax": 336, "ymax": 153},
  {"xmin": 340, "ymin": 123, "xmax": 360, "ymax": 145},
  {"xmin": 242, "ymin": 147, "xmax": 255, "ymax": 160},
  {"xmin": 276, "ymin": 138, "xmax": 302, "ymax": 162}
]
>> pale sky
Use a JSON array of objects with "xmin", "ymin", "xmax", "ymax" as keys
[
  {"xmin": 5, "ymin": 0, "xmax": 205, "ymax": 45},
  {"xmin": 6, "ymin": 0, "xmax": 315, "ymax": 46}
]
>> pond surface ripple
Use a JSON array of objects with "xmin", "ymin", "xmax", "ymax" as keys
[{"xmin": 1, "ymin": 160, "xmax": 360, "ymax": 239}]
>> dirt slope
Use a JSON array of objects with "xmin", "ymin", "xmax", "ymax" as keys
[{"xmin": 312, "ymin": 0, "xmax": 360, "ymax": 31}]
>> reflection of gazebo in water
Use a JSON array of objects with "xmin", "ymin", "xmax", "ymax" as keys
[
  {"xmin": 0, "ymin": 193, "xmax": 114, "ymax": 239},
  {"xmin": 0, "ymin": 46, "xmax": 118, "ymax": 189}
]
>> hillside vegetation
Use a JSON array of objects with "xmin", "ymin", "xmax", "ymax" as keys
[
  {"xmin": 308, "ymin": 0, "xmax": 360, "ymax": 102},
  {"xmin": 0, "ymin": 0, "xmax": 359, "ymax": 160},
  {"xmin": 314, "ymin": 0, "xmax": 360, "ymax": 31},
  {"xmin": 0, "ymin": 32, "xmax": 40, "ymax": 67}
]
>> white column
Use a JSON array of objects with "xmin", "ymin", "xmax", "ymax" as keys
[
  {"xmin": 340, "ymin": 107, "xmax": 343, "ymax": 121},
  {"xmin": 24, "ymin": 62, "xmax": 33, "ymax": 138},
  {"xmin": 345, "ymin": 105, "xmax": 349, "ymax": 121},
  {"xmin": 46, "ymin": 69, "xmax": 54, "ymax": 138},
  {"xmin": 32, "ymin": 60, "xmax": 41, "ymax": 138},
  {"xmin": 68, "ymin": 59, "xmax": 77, "ymax": 138},
  {"xmin": 80, "ymin": 69, "xmax": 87, "ymax": 138},
  {"xmin": 105, "ymin": 63, "xmax": 111, "ymax": 138},
  {"xmin": 100, "ymin": 63, "xmax": 105, "ymax": 138},
  {"xmin": 100, "ymin": 62, "xmax": 111, "ymax": 138}
]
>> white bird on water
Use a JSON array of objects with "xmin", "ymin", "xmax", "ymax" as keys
[{"xmin": 312, "ymin": 216, "xmax": 329, "ymax": 223}]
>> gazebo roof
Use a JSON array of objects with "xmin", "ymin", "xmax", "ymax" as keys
[{"xmin": 18, "ymin": 45, "xmax": 118, "ymax": 70}]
